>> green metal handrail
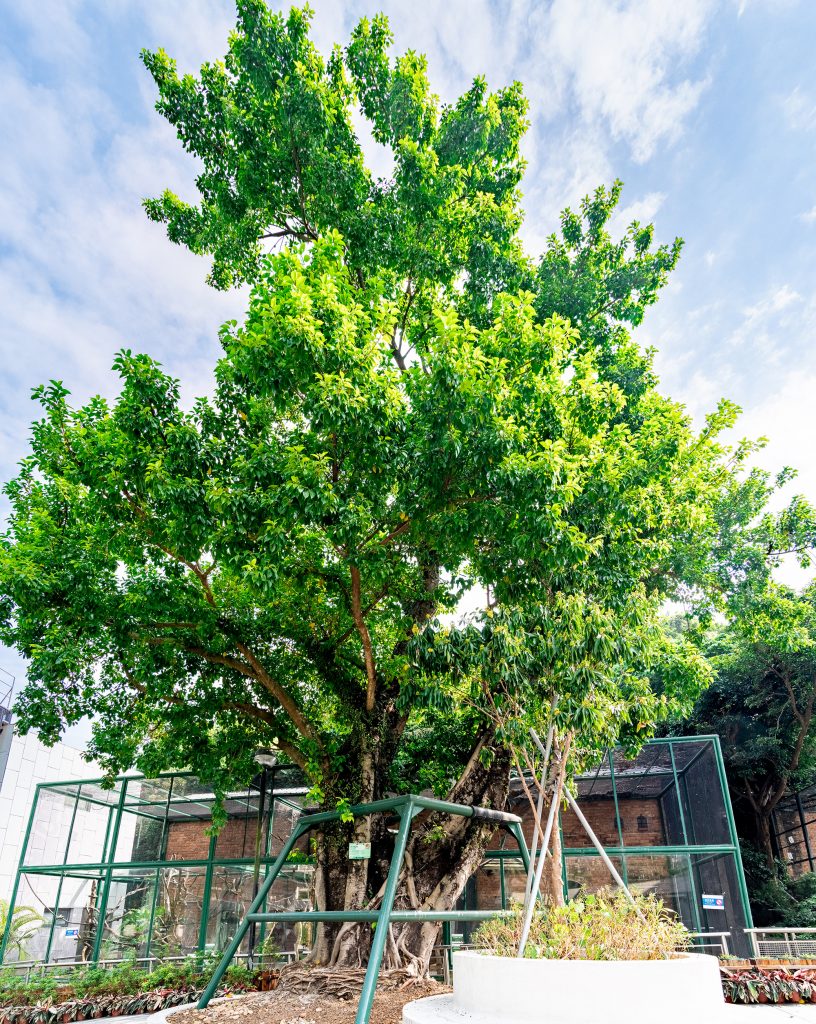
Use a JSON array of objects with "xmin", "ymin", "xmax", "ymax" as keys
[{"xmin": 196, "ymin": 794, "xmax": 530, "ymax": 1024}]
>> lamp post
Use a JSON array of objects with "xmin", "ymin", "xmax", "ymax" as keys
[{"xmin": 247, "ymin": 745, "xmax": 278, "ymax": 968}]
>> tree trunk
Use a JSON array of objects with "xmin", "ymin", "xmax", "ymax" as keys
[
  {"xmin": 756, "ymin": 810, "xmax": 776, "ymax": 869},
  {"xmin": 306, "ymin": 741, "xmax": 512, "ymax": 975}
]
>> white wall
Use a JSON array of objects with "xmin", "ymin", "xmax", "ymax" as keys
[{"xmin": 0, "ymin": 725, "xmax": 100, "ymax": 903}]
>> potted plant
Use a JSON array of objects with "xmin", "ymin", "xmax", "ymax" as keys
[{"xmin": 404, "ymin": 892, "xmax": 727, "ymax": 1024}]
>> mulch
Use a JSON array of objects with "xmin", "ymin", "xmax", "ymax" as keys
[{"xmin": 169, "ymin": 978, "xmax": 448, "ymax": 1024}]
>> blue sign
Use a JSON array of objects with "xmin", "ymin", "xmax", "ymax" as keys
[
  {"xmin": 64, "ymin": 928, "xmax": 79, "ymax": 937},
  {"xmin": 701, "ymin": 894, "xmax": 725, "ymax": 910}
]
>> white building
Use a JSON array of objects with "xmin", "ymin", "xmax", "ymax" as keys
[{"xmin": 0, "ymin": 673, "xmax": 101, "ymax": 905}]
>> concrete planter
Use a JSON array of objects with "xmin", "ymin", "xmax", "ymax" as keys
[{"xmin": 403, "ymin": 949, "xmax": 727, "ymax": 1024}]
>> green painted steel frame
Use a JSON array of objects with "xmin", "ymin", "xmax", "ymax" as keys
[
  {"xmin": 196, "ymin": 794, "xmax": 529, "ymax": 1024},
  {"xmin": 0, "ymin": 769, "xmax": 303, "ymax": 968},
  {"xmin": 0, "ymin": 736, "xmax": 752, "ymax": 971},
  {"xmin": 555, "ymin": 734, "xmax": 753, "ymax": 936}
]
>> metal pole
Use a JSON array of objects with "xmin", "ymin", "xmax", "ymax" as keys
[
  {"xmin": 197, "ymin": 833, "xmax": 216, "ymax": 963},
  {"xmin": 197, "ymin": 819, "xmax": 307, "ymax": 1009},
  {"xmin": 90, "ymin": 782, "xmax": 128, "ymax": 963},
  {"xmin": 355, "ymin": 802, "xmax": 418, "ymax": 1024},
  {"xmin": 247, "ymin": 767, "xmax": 268, "ymax": 968},
  {"xmin": 1, "ymin": 786, "xmax": 40, "ymax": 964},
  {"xmin": 524, "ymin": 723, "xmax": 555, "ymax": 907},
  {"xmin": 562, "ymin": 789, "xmax": 643, "ymax": 917},
  {"xmin": 796, "ymin": 792, "xmax": 814, "ymax": 871},
  {"xmin": 516, "ymin": 775, "xmax": 561, "ymax": 957}
]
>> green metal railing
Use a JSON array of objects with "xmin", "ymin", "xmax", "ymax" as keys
[{"xmin": 197, "ymin": 794, "xmax": 530, "ymax": 1024}]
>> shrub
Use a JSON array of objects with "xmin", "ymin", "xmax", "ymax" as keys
[{"xmin": 474, "ymin": 891, "xmax": 690, "ymax": 961}]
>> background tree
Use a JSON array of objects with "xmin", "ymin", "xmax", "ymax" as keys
[
  {"xmin": 685, "ymin": 583, "xmax": 816, "ymax": 867},
  {"xmin": 1, "ymin": 2, "xmax": 811, "ymax": 974}
]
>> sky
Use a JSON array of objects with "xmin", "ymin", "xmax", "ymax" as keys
[{"xmin": 1, "ymin": 0, "xmax": 815, "ymax": 739}]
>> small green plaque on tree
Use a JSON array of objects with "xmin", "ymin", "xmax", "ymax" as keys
[{"xmin": 349, "ymin": 842, "xmax": 372, "ymax": 860}]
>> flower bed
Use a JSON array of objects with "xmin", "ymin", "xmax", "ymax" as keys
[
  {"xmin": 0, "ymin": 961, "xmax": 280, "ymax": 1024},
  {"xmin": 721, "ymin": 966, "xmax": 816, "ymax": 1005},
  {"xmin": 0, "ymin": 986, "xmax": 200, "ymax": 1024}
]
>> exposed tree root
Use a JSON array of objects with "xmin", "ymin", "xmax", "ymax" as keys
[{"xmin": 276, "ymin": 963, "xmax": 428, "ymax": 1001}]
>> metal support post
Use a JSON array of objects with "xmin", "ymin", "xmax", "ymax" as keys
[
  {"xmin": 562, "ymin": 789, "xmax": 643, "ymax": 917},
  {"xmin": 247, "ymin": 766, "xmax": 269, "ymax": 968},
  {"xmin": 516, "ymin": 775, "xmax": 561, "ymax": 956},
  {"xmin": 90, "ymin": 782, "xmax": 128, "ymax": 963},
  {"xmin": 356, "ymin": 801, "xmax": 418, "ymax": 1024}
]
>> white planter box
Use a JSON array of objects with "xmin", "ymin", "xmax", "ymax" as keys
[{"xmin": 403, "ymin": 949, "xmax": 727, "ymax": 1024}]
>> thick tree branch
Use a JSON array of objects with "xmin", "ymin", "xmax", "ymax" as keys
[
  {"xmin": 350, "ymin": 566, "xmax": 377, "ymax": 712},
  {"xmin": 234, "ymin": 640, "xmax": 325, "ymax": 756}
]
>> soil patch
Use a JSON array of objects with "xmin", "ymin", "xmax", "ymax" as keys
[{"xmin": 169, "ymin": 978, "xmax": 448, "ymax": 1024}]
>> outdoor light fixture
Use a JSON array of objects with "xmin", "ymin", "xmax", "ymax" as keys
[{"xmin": 254, "ymin": 741, "xmax": 279, "ymax": 768}]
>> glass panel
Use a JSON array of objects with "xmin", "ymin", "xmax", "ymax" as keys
[
  {"xmin": 563, "ymin": 855, "xmax": 624, "ymax": 900},
  {"xmin": 611, "ymin": 744, "xmax": 682, "ymax": 847},
  {"xmin": 46, "ymin": 874, "xmax": 105, "ymax": 964},
  {"xmin": 677, "ymin": 742, "xmax": 730, "ymax": 846},
  {"xmin": 500, "ymin": 858, "xmax": 528, "ymax": 906},
  {"xmin": 150, "ymin": 866, "xmax": 207, "ymax": 957},
  {"xmin": 162, "ymin": 780, "xmax": 213, "ymax": 862},
  {"xmin": 469, "ymin": 860, "xmax": 503, "ymax": 912},
  {"xmin": 565, "ymin": 755, "xmax": 618, "ymax": 849},
  {"xmin": 622, "ymin": 853, "xmax": 696, "ymax": 928},
  {"xmin": 115, "ymin": 778, "xmax": 173, "ymax": 863},
  {"xmin": 269, "ymin": 797, "xmax": 309, "ymax": 858},
  {"xmin": 65, "ymin": 786, "xmax": 115, "ymax": 866},
  {"xmin": 691, "ymin": 852, "xmax": 751, "ymax": 957},
  {"xmin": 98, "ymin": 869, "xmax": 156, "ymax": 961},
  {"xmin": 206, "ymin": 865, "xmax": 255, "ymax": 954},
  {"xmin": 261, "ymin": 862, "xmax": 315, "ymax": 959},
  {"xmin": 1, "ymin": 874, "xmax": 59, "ymax": 964},
  {"xmin": 24, "ymin": 788, "xmax": 78, "ymax": 867},
  {"xmin": 214, "ymin": 784, "xmax": 259, "ymax": 860}
]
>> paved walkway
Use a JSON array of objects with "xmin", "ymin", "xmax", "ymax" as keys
[
  {"xmin": 727, "ymin": 1007, "xmax": 816, "ymax": 1021},
  {"xmin": 89, "ymin": 998, "xmax": 816, "ymax": 1023}
]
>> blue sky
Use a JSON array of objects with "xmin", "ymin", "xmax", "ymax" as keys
[{"xmin": 1, "ymin": 0, "xmax": 815, "ymax": 720}]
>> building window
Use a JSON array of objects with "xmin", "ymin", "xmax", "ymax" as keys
[{"xmin": 637, "ymin": 815, "xmax": 648, "ymax": 833}]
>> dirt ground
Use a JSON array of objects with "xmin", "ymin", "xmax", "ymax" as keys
[{"xmin": 170, "ymin": 979, "xmax": 449, "ymax": 1024}]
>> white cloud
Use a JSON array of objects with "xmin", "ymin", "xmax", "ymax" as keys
[
  {"xmin": 738, "ymin": 370, "xmax": 816, "ymax": 590},
  {"xmin": 782, "ymin": 86, "xmax": 816, "ymax": 133},
  {"xmin": 608, "ymin": 190, "xmax": 666, "ymax": 235},
  {"xmin": 800, "ymin": 204, "xmax": 816, "ymax": 223},
  {"xmin": 529, "ymin": 0, "xmax": 714, "ymax": 163}
]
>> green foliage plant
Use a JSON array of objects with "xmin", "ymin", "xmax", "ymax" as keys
[
  {"xmin": 0, "ymin": 903, "xmax": 42, "ymax": 963},
  {"xmin": 474, "ymin": 891, "xmax": 690, "ymax": 961}
]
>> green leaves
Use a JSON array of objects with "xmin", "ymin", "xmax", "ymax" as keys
[{"xmin": 2, "ymin": 3, "xmax": 810, "ymax": 819}]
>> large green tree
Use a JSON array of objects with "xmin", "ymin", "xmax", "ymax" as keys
[
  {"xmin": 687, "ymin": 583, "xmax": 816, "ymax": 867},
  {"xmin": 1, "ymin": 2, "xmax": 808, "ymax": 972}
]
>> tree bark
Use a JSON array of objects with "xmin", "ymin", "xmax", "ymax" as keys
[
  {"xmin": 755, "ymin": 809, "xmax": 776, "ymax": 868},
  {"xmin": 305, "ymin": 739, "xmax": 512, "ymax": 975}
]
